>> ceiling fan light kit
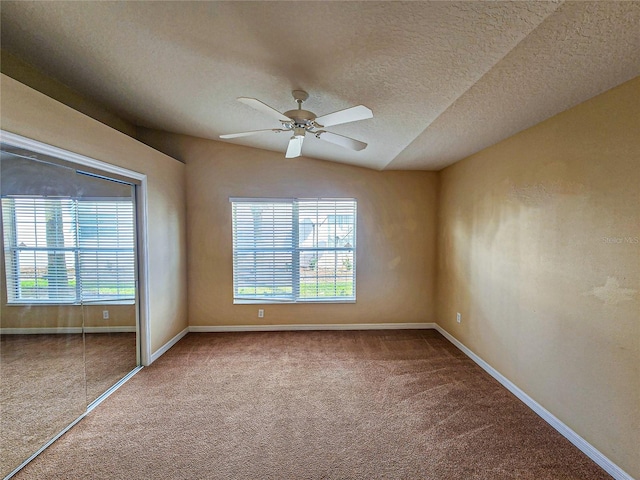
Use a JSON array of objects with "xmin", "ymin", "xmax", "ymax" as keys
[{"xmin": 220, "ymin": 90, "xmax": 373, "ymax": 158}]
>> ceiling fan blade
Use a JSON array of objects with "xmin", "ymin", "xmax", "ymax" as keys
[
  {"xmin": 316, "ymin": 131, "xmax": 367, "ymax": 151},
  {"xmin": 315, "ymin": 105, "xmax": 373, "ymax": 127},
  {"xmin": 285, "ymin": 136, "xmax": 304, "ymax": 158},
  {"xmin": 220, "ymin": 129, "xmax": 286, "ymax": 139},
  {"xmin": 237, "ymin": 97, "xmax": 290, "ymax": 122}
]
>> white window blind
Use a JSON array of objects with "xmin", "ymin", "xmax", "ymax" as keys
[
  {"xmin": 2, "ymin": 197, "xmax": 135, "ymax": 304},
  {"xmin": 231, "ymin": 198, "xmax": 356, "ymax": 303}
]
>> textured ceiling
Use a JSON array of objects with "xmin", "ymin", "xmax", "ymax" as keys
[{"xmin": 1, "ymin": 1, "xmax": 639, "ymax": 171}]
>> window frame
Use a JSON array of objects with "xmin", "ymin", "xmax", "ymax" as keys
[{"xmin": 230, "ymin": 197, "xmax": 357, "ymax": 304}]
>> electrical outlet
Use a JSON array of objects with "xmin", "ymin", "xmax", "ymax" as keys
[
  {"xmin": 103, "ymin": 310, "xmax": 109, "ymax": 320},
  {"xmin": 456, "ymin": 312, "xmax": 461, "ymax": 324},
  {"xmin": 258, "ymin": 309, "xmax": 264, "ymax": 318}
]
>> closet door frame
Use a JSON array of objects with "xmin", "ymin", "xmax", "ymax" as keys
[{"xmin": 1, "ymin": 130, "xmax": 151, "ymax": 365}]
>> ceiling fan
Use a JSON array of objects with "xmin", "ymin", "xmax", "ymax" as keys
[{"xmin": 220, "ymin": 90, "xmax": 373, "ymax": 158}]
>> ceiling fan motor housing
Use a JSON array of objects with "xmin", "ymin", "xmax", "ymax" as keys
[
  {"xmin": 284, "ymin": 90, "xmax": 317, "ymax": 129},
  {"xmin": 283, "ymin": 109, "xmax": 317, "ymax": 126}
]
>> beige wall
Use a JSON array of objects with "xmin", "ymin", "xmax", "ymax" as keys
[
  {"xmin": 436, "ymin": 77, "xmax": 640, "ymax": 477},
  {"xmin": 138, "ymin": 129, "xmax": 439, "ymax": 327},
  {"xmin": 0, "ymin": 74, "xmax": 188, "ymax": 354}
]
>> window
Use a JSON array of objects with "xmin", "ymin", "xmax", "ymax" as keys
[
  {"xmin": 231, "ymin": 198, "xmax": 356, "ymax": 303},
  {"xmin": 2, "ymin": 196, "xmax": 135, "ymax": 304}
]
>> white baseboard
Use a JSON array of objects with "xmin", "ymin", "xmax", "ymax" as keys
[
  {"xmin": 1, "ymin": 326, "xmax": 136, "ymax": 334},
  {"xmin": 433, "ymin": 325, "xmax": 633, "ymax": 480},
  {"xmin": 189, "ymin": 322, "xmax": 436, "ymax": 332},
  {"xmin": 84, "ymin": 326, "xmax": 136, "ymax": 333},
  {"xmin": 149, "ymin": 327, "xmax": 189, "ymax": 364},
  {"xmin": 1, "ymin": 327, "xmax": 82, "ymax": 334}
]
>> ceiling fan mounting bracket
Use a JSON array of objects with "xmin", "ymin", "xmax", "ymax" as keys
[{"xmin": 292, "ymin": 90, "xmax": 309, "ymax": 103}]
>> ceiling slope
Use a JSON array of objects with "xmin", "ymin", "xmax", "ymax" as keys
[
  {"xmin": 388, "ymin": 1, "xmax": 640, "ymax": 170},
  {"xmin": 1, "ymin": 1, "xmax": 638, "ymax": 170}
]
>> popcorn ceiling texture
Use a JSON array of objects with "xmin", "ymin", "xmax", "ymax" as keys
[
  {"xmin": 388, "ymin": 1, "xmax": 640, "ymax": 170},
  {"xmin": 1, "ymin": 1, "xmax": 638, "ymax": 170}
]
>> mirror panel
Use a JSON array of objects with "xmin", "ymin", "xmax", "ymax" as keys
[
  {"xmin": 0, "ymin": 145, "xmax": 139, "ymax": 477},
  {"xmin": 0, "ymin": 154, "xmax": 87, "ymax": 477},
  {"xmin": 78, "ymin": 175, "xmax": 137, "ymax": 406}
]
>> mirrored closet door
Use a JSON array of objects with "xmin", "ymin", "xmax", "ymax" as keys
[{"xmin": 0, "ymin": 143, "xmax": 139, "ymax": 478}]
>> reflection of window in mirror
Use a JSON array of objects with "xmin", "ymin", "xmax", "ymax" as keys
[{"xmin": 2, "ymin": 197, "xmax": 135, "ymax": 305}]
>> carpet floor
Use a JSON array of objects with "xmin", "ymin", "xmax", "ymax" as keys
[{"xmin": 13, "ymin": 330, "xmax": 610, "ymax": 479}]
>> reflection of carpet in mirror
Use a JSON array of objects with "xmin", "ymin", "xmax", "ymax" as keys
[
  {"xmin": 85, "ymin": 333, "xmax": 137, "ymax": 404},
  {"xmin": 0, "ymin": 333, "xmax": 136, "ymax": 478}
]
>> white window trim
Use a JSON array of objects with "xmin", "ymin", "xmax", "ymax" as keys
[{"xmin": 230, "ymin": 197, "xmax": 357, "ymax": 304}]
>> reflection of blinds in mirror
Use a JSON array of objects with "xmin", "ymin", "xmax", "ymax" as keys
[
  {"xmin": 77, "ymin": 200, "xmax": 135, "ymax": 302},
  {"xmin": 1, "ymin": 197, "xmax": 135, "ymax": 304}
]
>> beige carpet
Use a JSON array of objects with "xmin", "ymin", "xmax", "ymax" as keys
[{"xmin": 14, "ymin": 330, "xmax": 610, "ymax": 479}]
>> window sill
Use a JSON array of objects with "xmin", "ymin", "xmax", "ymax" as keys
[{"xmin": 234, "ymin": 299, "xmax": 356, "ymax": 305}]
